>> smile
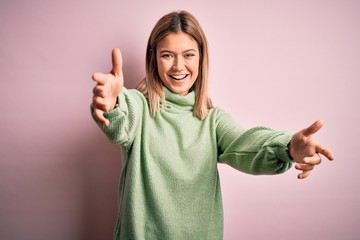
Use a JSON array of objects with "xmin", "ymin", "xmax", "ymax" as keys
[{"xmin": 170, "ymin": 74, "xmax": 188, "ymax": 80}]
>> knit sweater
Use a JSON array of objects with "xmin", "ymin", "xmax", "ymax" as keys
[{"xmin": 92, "ymin": 87, "xmax": 293, "ymax": 240}]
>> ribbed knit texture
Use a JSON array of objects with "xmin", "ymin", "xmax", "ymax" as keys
[{"xmin": 92, "ymin": 87, "xmax": 293, "ymax": 240}]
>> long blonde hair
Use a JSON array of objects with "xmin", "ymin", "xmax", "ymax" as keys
[{"xmin": 137, "ymin": 10, "xmax": 213, "ymax": 120}]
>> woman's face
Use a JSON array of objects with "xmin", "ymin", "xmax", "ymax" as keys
[{"xmin": 156, "ymin": 31, "xmax": 200, "ymax": 96}]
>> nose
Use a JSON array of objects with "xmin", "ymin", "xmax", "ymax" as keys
[{"xmin": 172, "ymin": 56, "xmax": 185, "ymax": 71}]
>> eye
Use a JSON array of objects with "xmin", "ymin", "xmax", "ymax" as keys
[
  {"xmin": 185, "ymin": 53, "xmax": 195, "ymax": 58},
  {"xmin": 161, "ymin": 53, "xmax": 173, "ymax": 58}
]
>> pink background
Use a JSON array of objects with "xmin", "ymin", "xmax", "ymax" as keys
[{"xmin": 1, "ymin": 0, "xmax": 359, "ymax": 239}]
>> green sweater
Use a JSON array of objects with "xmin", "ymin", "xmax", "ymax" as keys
[{"xmin": 93, "ymin": 87, "xmax": 293, "ymax": 240}]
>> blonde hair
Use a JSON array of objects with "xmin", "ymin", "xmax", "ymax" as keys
[{"xmin": 137, "ymin": 10, "xmax": 213, "ymax": 120}]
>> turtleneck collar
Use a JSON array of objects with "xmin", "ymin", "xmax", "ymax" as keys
[{"xmin": 163, "ymin": 87, "xmax": 195, "ymax": 111}]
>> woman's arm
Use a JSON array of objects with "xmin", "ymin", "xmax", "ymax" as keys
[
  {"xmin": 91, "ymin": 48, "xmax": 143, "ymax": 146},
  {"xmin": 216, "ymin": 109, "xmax": 293, "ymax": 175}
]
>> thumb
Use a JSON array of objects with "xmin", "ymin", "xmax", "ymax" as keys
[
  {"xmin": 302, "ymin": 120, "xmax": 323, "ymax": 137},
  {"xmin": 111, "ymin": 48, "xmax": 122, "ymax": 76}
]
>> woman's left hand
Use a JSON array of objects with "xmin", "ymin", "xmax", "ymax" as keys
[{"xmin": 288, "ymin": 120, "xmax": 335, "ymax": 179}]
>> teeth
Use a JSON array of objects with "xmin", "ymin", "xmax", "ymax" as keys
[{"xmin": 171, "ymin": 74, "xmax": 187, "ymax": 80}]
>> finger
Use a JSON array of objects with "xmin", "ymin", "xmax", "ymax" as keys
[
  {"xmin": 94, "ymin": 108, "xmax": 110, "ymax": 126},
  {"xmin": 111, "ymin": 48, "xmax": 122, "ymax": 76},
  {"xmin": 302, "ymin": 120, "xmax": 323, "ymax": 137},
  {"xmin": 303, "ymin": 154, "xmax": 322, "ymax": 165},
  {"xmin": 316, "ymin": 144, "xmax": 335, "ymax": 160},
  {"xmin": 93, "ymin": 96, "xmax": 110, "ymax": 112},
  {"xmin": 92, "ymin": 72, "xmax": 108, "ymax": 85},
  {"xmin": 295, "ymin": 163, "xmax": 315, "ymax": 171},
  {"xmin": 298, "ymin": 170, "xmax": 311, "ymax": 179},
  {"xmin": 93, "ymin": 85, "xmax": 106, "ymax": 97}
]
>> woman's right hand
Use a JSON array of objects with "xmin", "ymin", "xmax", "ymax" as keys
[{"xmin": 92, "ymin": 48, "xmax": 124, "ymax": 126}]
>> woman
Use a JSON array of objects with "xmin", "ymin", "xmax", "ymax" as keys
[{"xmin": 91, "ymin": 10, "xmax": 334, "ymax": 240}]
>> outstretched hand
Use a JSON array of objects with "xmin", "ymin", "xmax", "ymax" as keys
[
  {"xmin": 288, "ymin": 120, "xmax": 335, "ymax": 179},
  {"xmin": 92, "ymin": 48, "xmax": 124, "ymax": 126}
]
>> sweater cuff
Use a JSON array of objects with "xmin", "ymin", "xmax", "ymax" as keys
[
  {"xmin": 103, "ymin": 96, "xmax": 121, "ymax": 119},
  {"xmin": 274, "ymin": 132, "xmax": 293, "ymax": 163}
]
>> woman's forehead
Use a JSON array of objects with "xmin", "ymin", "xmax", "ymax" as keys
[{"xmin": 157, "ymin": 32, "xmax": 198, "ymax": 52}]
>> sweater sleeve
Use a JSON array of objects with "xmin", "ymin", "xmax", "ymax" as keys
[
  {"xmin": 91, "ymin": 87, "xmax": 143, "ymax": 147},
  {"xmin": 216, "ymin": 109, "xmax": 293, "ymax": 175}
]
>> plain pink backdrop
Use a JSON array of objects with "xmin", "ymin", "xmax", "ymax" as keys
[{"xmin": 1, "ymin": 0, "xmax": 359, "ymax": 239}]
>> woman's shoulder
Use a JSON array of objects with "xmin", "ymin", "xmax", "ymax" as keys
[
  {"xmin": 121, "ymin": 87, "xmax": 148, "ymax": 103},
  {"xmin": 208, "ymin": 106, "xmax": 229, "ymax": 116},
  {"xmin": 207, "ymin": 106, "xmax": 233, "ymax": 122},
  {"xmin": 207, "ymin": 106, "xmax": 240, "ymax": 127}
]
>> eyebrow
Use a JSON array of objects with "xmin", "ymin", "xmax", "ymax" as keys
[{"xmin": 159, "ymin": 49, "xmax": 197, "ymax": 54}]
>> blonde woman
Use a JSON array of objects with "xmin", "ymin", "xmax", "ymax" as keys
[{"xmin": 91, "ymin": 10, "xmax": 334, "ymax": 240}]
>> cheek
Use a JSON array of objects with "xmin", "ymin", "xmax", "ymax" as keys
[
  {"xmin": 191, "ymin": 61, "xmax": 200, "ymax": 76},
  {"xmin": 157, "ymin": 60, "xmax": 170, "ymax": 75},
  {"xmin": 156, "ymin": 62, "xmax": 168, "ymax": 83},
  {"xmin": 156, "ymin": 62, "xmax": 165, "ymax": 78}
]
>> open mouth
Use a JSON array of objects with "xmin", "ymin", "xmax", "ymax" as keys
[{"xmin": 170, "ymin": 74, "xmax": 188, "ymax": 81}]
